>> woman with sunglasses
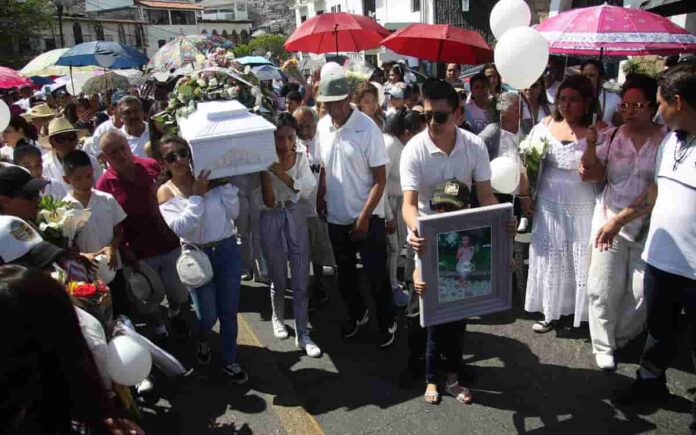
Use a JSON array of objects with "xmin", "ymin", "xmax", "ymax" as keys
[
  {"xmin": 579, "ymin": 74, "xmax": 668, "ymax": 371},
  {"xmin": 521, "ymin": 77, "xmax": 555, "ymax": 135},
  {"xmin": 157, "ymin": 135, "xmax": 248, "ymax": 383},
  {"xmin": 524, "ymin": 75, "xmax": 597, "ymax": 334}
]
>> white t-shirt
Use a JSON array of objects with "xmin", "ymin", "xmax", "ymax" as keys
[
  {"xmin": 297, "ymin": 134, "xmax": 322, "ymax": 217},
  {"xmin": 255, "ymin": 151, "xmax": 316, "ymax": 211},
  {"xmin": 546, "ymin": 80, "xmax": 561, "ymax": 104},
  {"xmin": 63, "ymin": 189, "xmax": 127, "ymax": 269},
  {"xmin": 400, "ymin": 128, "xmax": 492, "ymax": 216},
  {"xmin": 43, "ymin": 151, "xmax": 103, "ymax": 196},
  {"xmin": 642, "ymin": 132, "xmax": 696, "ymax": 279},
  {"xmin": 85, "ymin": 118, "xmax": 116, "ymax": 158},
  {"xmin": 465, "ymin": 100, "xmax": 490, "ymax": 134},
  {"xmin": 317, "ymin": 109, "xmax": 389, "ymax": 225},
  {"xmin": 384, "ymin": 134, "xmax": 404, "ymax": 198},
  {"xmin": 599, "ymin": 89, "xmax": 621, "ymax": 127},
  {"xmin": 120, "ymin": 123, "xmax": 149, "ymax": 158}
]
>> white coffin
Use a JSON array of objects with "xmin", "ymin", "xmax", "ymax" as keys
[{"xmin": 178, "ymin": 100, "xmax": 277, "ymax": 179}]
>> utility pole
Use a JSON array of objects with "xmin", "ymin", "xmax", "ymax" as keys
[{"xmin": 54, "ymin": 0, "xmax": 66, "ymax": 47}]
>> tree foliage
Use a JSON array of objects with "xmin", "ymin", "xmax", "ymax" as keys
[
  {"xmin": 0, "ymin": 0, "xmax": 56, "ymax": 68},
  {"xmin": 233, "ymin": 34, "xmax": 287, "ymax": 61}
]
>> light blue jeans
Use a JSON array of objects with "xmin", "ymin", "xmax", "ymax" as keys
[{"xmin": 188, "ymin": 237, "xmax": 241, "ymax": 366}]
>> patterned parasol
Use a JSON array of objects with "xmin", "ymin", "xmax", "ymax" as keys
[{"xmin": 148, "ymin": 34, "xmax": 234, "ymax": 73}]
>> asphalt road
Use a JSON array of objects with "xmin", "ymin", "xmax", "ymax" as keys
[{"xmin": 139, "ymin": 275, "xmax": 695, "ymax": 434}]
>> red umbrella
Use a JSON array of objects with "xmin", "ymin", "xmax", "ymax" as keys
[
  {"xmin": 0, "ymin": 67, "xmax": 33, "ymax": 89},
  {"xmin": 536, "ymin": 4, "xmax": 696, "ymax": 56},
  {"xmin": 381, "ymin": 24, "xmax": 493, "ymax": 64},
  {"xmin": 285, "ymin": 12, "xmax": 390, "ymax": 54}
]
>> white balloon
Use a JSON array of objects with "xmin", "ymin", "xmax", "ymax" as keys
[
  {"xmin": 495, "ymin": 27, "xmax": 549, "ymax": 90},
  {"xmin": 320, "ymin": 62, "xmax": 344, "ymax": 80},
  {"xmin": 490, "ymin": 157, "xmax": 520, "ymax": 194},
  {"xmin": 94, "ymin": 254, "xmax": 116, "ymax": 284},
  {"xmin": 0, "ymin": 100, "xmax": 9, "ymax": 132},
  {"xmin": 490, "ymin": 0, "xmax": 532, "ymax": 40},
  {"xmin": 107, "ymin": 335, "xmax": 152, "ymax": 386}
]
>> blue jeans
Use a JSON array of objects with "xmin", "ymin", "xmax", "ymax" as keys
[{"xmin": 189, "ymin": 237, "xmax": 242, "ymax": 366}]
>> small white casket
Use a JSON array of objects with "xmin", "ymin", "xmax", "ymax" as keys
[{"xmin": 178, "ymin": 100, "xmax": 277, "ymax": 179}]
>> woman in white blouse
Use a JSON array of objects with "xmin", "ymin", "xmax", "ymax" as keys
[
  {"xmin": 259, "ymin": 112, "xmax": 321, "ymax": 358},
  {"xmin": 157, "ymin": 135, "xmax": 247, "ymax": 384}
]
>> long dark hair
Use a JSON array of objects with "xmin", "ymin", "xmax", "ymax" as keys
[
  {"xmin": 157, "ymin": 134, "xmax": 192, "ymax": 186},
  {"xmin": 8, "ymin": 115, "xmax": 38, "ymax": 141},
  {"xmin": 482, "ymin": 63, "xmax": 502, "ymax": 94},
  {"xmin": 147, "ymin": 100, "xmax": 168, "ymax": 160},
  {"xmin": 553, "ymin": 75, "xmax": 595, "ymax": 126},
  {"xmin": 0, "ymin": 266, "xmax": 113, "ymax": 434}
]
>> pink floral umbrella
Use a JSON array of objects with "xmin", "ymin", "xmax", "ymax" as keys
[
  {"xmin": 536, "ymin": 4, "xmax": 696, "ymax": 56},
  {"xmin": 0, "ymin": 66, "xmax": 33, "ymax": 89}
]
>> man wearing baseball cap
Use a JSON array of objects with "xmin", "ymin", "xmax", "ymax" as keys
[
  {"xmin": 315, "ymin": 74, "xmax": 397, "ymax": 348},
  {"xmin": 0, "ymin": 166, "xmax": 48, "ymax": 221},
  {"xmin": 0, "ymin": 214, "xmax": 65, "ymax": 268}
]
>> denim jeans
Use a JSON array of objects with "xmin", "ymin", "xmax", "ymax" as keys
[
  {"xmin": 188, "ymin": 237, "xmax": 242, "ymax": 366},
  {"xmin": 426, "ymin": 321, "xmax": 465, "ymax": 384},
  {"xmin": 328, "ymin": 216, "xmax": 395, "ymax": 331},
  {"xmin": 640, "ymin": 264, "xmax": 696, "ymax": 378}
]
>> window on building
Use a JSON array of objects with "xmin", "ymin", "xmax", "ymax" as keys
[
  {"xmin": 45, "ymin": 38, "xmax": 57, "ymax": 50},
  {"xmin": 240, "ymin": 29, "xmax": 249, "ymax": 44},
  {"xmin": 147, "ymin": 9, "xmax": 170, "ymax": 25},
  {"xmin": 301, "ymin": 15, "xmax": 306, "ymax": 22},
  {"xmin": 411, "ymin": 0, "xmax": 420, "ymax": 12},
  {"xmin": 201, "ymin": 29, "xmax": 208, "ymax": 34},
  {"xmin": 94, "ymin": 23, "xmax": 105, "ymax": 40},
  {"xmin": 158, "ymin": 39, "xmax": 167, "ymax": 47},
  {"xmin": 230, "ymin": 29, "xmax": 238, "ymax": 44},
  {"xmin": 118, "ymin": 24, "xmax": 126, "ymax": 44},
  {"xmin": 222, "ymin": 29, "xmax": 228, "ymax": 38},
  {"xmin": 461, "ymin": 0, "xmax": 470, "ymax": 11},
  {"xmin": 135, "ymin": 24, "xmax": 144, "ymax": 47},
  {"xmin": 212, "ymin": 29, "xmax": 218, "ymax": 35},
  {"xmin": 317, "ymin": 10, "xmax": 323, "ymax": 14},
  {"xmin": 171, "ymin": 10, "xmax": 196, "ymax": 25},
  {"xmin": 237, "ymin": 3, "xmax": 246, "ymax": 11},
  {"xmin": 363, "ymin": 0, "xmax": 376, "ymax": 15},
  {"xmin": 73, "ymin": 22, "xmax": 84, "ymax": 45}
]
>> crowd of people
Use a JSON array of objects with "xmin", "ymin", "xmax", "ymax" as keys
[{"xmin": 0, "ymin": 54, "xmax": 694, "ymax": 434}]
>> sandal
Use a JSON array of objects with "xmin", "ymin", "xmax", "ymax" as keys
[
  {"xmin": 424, "ymin": 385, "xmax": 440, "ymax": 404},
  {"xmin": 445, "ymin": 382, "xmax": 473, "ymax": 404}
]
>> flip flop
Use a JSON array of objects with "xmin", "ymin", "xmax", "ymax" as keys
[
  {"xmin": 424, "ymin": 389, "xmax": 440, "ymax": 405},
  {"xmin": 445, "ymin": 382, "xmax": 473, "ymax": 404}
]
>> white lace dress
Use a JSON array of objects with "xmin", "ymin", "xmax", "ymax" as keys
[{"xmin": 524, "ymin": 122, "xmax": 596, "ymax": 326}]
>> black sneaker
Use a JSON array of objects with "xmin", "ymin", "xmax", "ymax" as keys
[
  {"xmin": 170, "ymin": 313, "xmax": 191, "ymax": 340},
  {"xmin": 378, "ymin": 320, "xmax": 398, "ymax": 349},
  {"xmin": 341, "ymin": 309, "xmax": 370, "ymax": 339},
  {"xmin": 196, "ymin": 341, "xmax": 211, "ymax": 366},
  {"xmin": 223, "ymin": 363, "xmax": 248, "ymax": 384},
  {"xmin": 613, "ymin": 371, "xmax": 669, "ymax": 406}
]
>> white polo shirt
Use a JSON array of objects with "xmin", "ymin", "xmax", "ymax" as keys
[
  {"xmin": 120, "ymin": 123, "xmax": 149, "ymax": 158},
  {"xmin": 317, "ymin": 109, "xmax": 389, "ymax": 225},
  {"xmin": 642, "ymin": 131, "xmax": 696, "ymax": 279},
  {"xmin": 400, "ymin": 127, "xmax": 492, "ymax": 216}
]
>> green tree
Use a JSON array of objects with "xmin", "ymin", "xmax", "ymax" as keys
[
  {"xmin": 248, "ymin": 34, "xmax": 287, "ymax": 60},
  {"xmin": 232, "ymin": 44, "xmax": 252, "ymax": 58},
  {"xmin": 0, "ymin": 0, "xmax": 55, "ymax": 68}
]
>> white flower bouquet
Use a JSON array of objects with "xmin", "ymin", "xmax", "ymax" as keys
[
  {"xmin": 37, "ymin": 195, "xmax": 91, "ymax": 248},
  {"xmin": 518, "ymin": 136, "xmax": 550, "ymax": 197}
]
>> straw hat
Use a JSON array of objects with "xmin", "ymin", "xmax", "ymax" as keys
[
  {"xmin": 39, "ymin": 117, "xmax": 88, "ymax": 150},
  {"xmin": 21, "ymin": 103, "xmax": 56, "ymax": 122}
]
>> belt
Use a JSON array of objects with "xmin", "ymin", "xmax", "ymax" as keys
[{"xmin": 193, "ymin": 236, "xmax": 234, "ymax": 250}]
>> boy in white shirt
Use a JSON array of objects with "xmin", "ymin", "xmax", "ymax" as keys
[{"xmin": 61, "ymin": 149, "xmax": 129, "ymax": 316}]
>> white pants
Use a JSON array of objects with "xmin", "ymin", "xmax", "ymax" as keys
[{"xmin": 587, "ymin": 234, "xmax": 647, "ymax": 356}]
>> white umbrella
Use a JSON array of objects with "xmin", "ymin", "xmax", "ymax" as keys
[{"xmin": 20, "ymin": 48, "xmax": 100, "ymax": 77}]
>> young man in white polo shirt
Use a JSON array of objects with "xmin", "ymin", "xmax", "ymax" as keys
[
  {"xmin": 316, "ymin": 74, "xmax": 397, "ymax": 348},
  {"xmin": 612, "ymin": 64, "xmax": 696, "ymax": 427}
]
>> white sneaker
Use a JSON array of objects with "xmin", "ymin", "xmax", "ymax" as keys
[
  {"xmin": 321, "ymin": 266, "xmax": 335, "ymax": 277},
  {"xmin": 297, "ymin": 334, "xmax": 322, "ymax": 358},
  {"xmin": 595, "ymin": 353, "xmax": 616, "ymax": 371},
  {"xmin": 272, "ymin": 317, "xmax": 289, "ymax": 339}
]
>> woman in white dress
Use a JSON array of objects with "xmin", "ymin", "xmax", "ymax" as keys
[{"xmin": 524, "ymin": 75, "xmax": 598, "ymax": 333}]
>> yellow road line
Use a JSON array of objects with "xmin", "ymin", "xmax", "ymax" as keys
[{"xmin": 237, "ymin": 314, "xmax": 325, "ymax": 435}]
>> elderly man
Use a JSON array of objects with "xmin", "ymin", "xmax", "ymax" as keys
[
  {"xmin": 316, "ymin": 75, "xmax": 397, "ymax": 348},
  {"xmin": 445, "ymin": 63, "xmax": 463, "ymax": 87},
  {"xmin": 96, "ymin": 130, "xmax": 189, "ymax": 343},
  {"xmin": 42, "ymin": 117, "xmax": 102, "ymax": 196},
  {"xmin": 118, "ymin": 96, "xmax": 149, "ymax": 158},
  {"xmin": 294, "ymin": 106, "xmax": 336, "ymax": 308}
]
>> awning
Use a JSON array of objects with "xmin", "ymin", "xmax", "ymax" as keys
[
  {"xmin": 640, "ymin": 0, "xmax": 695, "ymax": 17},
  {"xmin": 137, "ymin": 1, "xmax": 203, "ymax": 10}
]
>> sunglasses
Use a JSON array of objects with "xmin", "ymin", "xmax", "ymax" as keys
[
  {"xmin": 423, "ymin": 111, "xmax": 452, "ymax": 124},
  {"xmin": 53, "ymin": 132, "xmax": 77, "ymax": 144},
  {"xmin": 164, "ymin": 148, "xmax": 190, "ymax": 163},
  {"xmin": 619, "ymin": 102, "xmax": 648, "ymax": 112}
]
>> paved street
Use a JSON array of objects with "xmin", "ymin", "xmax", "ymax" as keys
[{"xmin": 139, "ymin": 277, "xmax": 695, "ymax": 434}]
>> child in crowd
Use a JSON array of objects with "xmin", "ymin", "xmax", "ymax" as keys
[
  {"xmin": 60, "ymin": 150, "xmax": 130, "ymax": 317},
  {"xmin": 13, "ymin": 145, "xmax": 68, "ymax": 199},
  {"xmin": 410, "ymin": 179, "xmax": 473, "ymax": 405}
]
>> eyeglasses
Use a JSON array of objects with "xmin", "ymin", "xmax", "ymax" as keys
[
  {"xmin": 164, "ymin": 148, "xmax": 190, "ymax": 163},
  {"xmin": 422, "ymin": 111, "xmax": 452, "ymax": 124},
  {"xmin": 53, "ymin": 132, "xmax": 77, "ymax": 144},
  {"xmin": 619, "ymin": 101, "xmax": 648, "ymax": 112}
]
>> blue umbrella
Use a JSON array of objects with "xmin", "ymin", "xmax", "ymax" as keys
[
  {"xmin": 236, "ymin": 56, "xmax": 274, "ymax": 66},
  {"xmin": 55, "ymin": 41, "xmax": 148, "ymax": 69}
]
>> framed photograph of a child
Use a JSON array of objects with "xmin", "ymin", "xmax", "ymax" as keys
[{"xmin": 418, "ymin": 203, "xmax": 513, "ymax": 327}]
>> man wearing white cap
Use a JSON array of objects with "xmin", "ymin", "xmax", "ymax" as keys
[{"xmin": 315, "ymin": 74, "xmax": 397, "ymax": 348}]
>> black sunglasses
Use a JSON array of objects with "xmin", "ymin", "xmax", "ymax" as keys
[
  {"xmin": 164, "ymin": 148, "xmax": 190, "ymax": 163},
  {"xmin": 423, "ymin": 111, "xmax": 452, "ymax": 124},
  {"xmin": 53, "ymin": 132, "xmax": 77, "ymax": 144}
]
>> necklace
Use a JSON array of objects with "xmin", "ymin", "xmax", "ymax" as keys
[{"xmin": 673, "ymin": 134, "xmax": 696, "ymax": 171}]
